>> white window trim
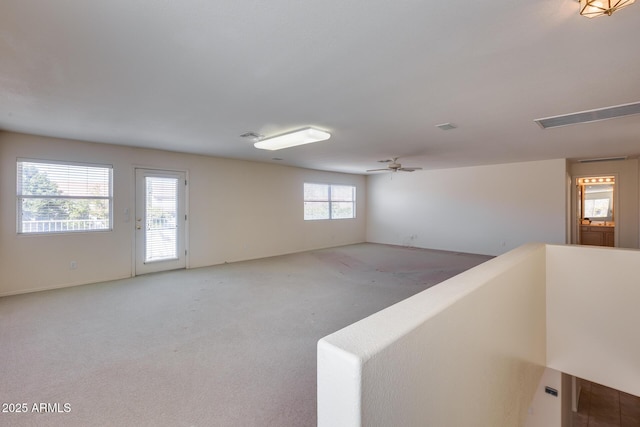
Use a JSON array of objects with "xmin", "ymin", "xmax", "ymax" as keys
[
  {"xmin": 304, "ymin": 182, "xmax": 356, "ymax": 221},
  {"xmin": 16, "ymin": 158, "xmax": 114, "ymax": 235}
]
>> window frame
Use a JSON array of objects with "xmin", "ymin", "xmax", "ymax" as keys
[
  {"xmin": 303, "ymin": 182, "xmax": 356, "ymax": 221},
  {"xmin": 584, "ymin": 198, "xmax": 610, "ymax": 219},
  {"xmin": 16, "ymin": 158, "xmax": 114, "ymax": 235}
]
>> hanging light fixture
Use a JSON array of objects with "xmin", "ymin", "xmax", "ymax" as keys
[{"xmin": 579, "ymin": 0, "xmax": 636, "ymax": 18}]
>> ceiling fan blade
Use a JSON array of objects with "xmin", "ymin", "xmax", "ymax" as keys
[{"xmin": 368, "ymin": 157, "xmax": 423, "ymax": 173}]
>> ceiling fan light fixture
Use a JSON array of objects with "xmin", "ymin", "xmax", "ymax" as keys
[
  {"xmin": 253, "ymin": 127, "xmax": 331, "ymax": 151},
  {"xmin": 366, "ymin": 157, "xmax": 423, "ymax": 173},
  {"xmin": 579, "ymin": 0, "xmax": 636, "ymax": 18}
]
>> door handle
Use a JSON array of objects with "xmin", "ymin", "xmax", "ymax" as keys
[{"xmin": 136, "ymin": 225, "xmax": 142, "ymax": 230}]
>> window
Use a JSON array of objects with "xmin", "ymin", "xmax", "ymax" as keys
[
  {"xmin": 17, "ymin": 159, "xmax": 113, "ymax": 234},
  {"xmin": 584, "ymin": 199, "xmax": 610, "ymax": 218},
  {"xmin": 304, "ymin": 183, "xmax": 355, "ymax": 220}
]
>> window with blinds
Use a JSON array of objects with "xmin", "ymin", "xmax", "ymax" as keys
[
  {"xmin": 304, "ymin": 183, "xmax": 356, "ymax": 220},
  {"xmin": 17, "ymin": 159, "xmax": 113, "ymax": 234}
]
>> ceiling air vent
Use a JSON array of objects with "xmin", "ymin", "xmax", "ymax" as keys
[
  {"xmin": 534, "ymin": 101, "xmax": 640, "ymax": 129},
  {"xmin": 577, "ymin": 156, "xmax": 628, "ymax": 163}
]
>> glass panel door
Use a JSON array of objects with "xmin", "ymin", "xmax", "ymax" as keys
[
  {"xmin": 135, "ymin": 169, "xmax": 186, "ymax": 274},
  {"xmin": 145, "ymin": 176, "xmax": 178, "ymax": 262}
]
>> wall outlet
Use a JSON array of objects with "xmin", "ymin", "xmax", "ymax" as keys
[{"xmin": 70, "ymin": 261, "xmax": 77, "ymax": 270}]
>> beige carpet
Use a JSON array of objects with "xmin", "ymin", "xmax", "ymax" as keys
[{"xmin": 0, "ymin": 243, "xmax": 491, "ymax": 426}]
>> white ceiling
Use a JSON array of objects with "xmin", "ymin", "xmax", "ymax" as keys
[{"xmin": 1, "ymin": 0, "xmax": 639, "ymax": 174}]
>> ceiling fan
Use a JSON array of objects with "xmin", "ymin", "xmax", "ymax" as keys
[{"xmin": 367, "ymin": 157, "xmax": 423, "ymax": 173}]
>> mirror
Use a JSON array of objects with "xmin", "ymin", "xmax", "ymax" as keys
[
  {"xmin": 577, "ymin": 176, "xmax": 615, "ymax": 247},
  {"xmin": 583, "ymin": 183, "xmax": 613, "ymax": 223}
]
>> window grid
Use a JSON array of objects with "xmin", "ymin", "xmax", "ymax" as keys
[{"xmin": 304, "ymin": 183, "xmax": 355, "ymax": 221}]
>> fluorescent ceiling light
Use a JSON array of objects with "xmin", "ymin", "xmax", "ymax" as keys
[{"xmin": 254, "ymin": 127, "xmax": 331, "ymax": 150}]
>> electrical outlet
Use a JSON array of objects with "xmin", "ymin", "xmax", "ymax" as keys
[{"xmin": 70, "ymin": 261, "xmax": 77, "ymax": 270}]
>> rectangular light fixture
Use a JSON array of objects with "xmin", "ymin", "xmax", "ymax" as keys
[{"xmin": 254, "ymin": 127, "xmax": 331, "ymax": 150}]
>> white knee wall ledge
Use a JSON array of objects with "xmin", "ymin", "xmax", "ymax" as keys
[
  {"xmin": 318, "ymin": 243, "xmax": 548, "ymax": 427},
  {"xmin": 318, "ymin": 243, "xmax": 640, "ymax": 426}
]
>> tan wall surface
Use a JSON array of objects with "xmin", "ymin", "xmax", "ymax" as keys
[
  {"xmin": 546, "ymin": 244, "xmax": 640, "ymax": 397},
  {"xmin": 0, "ymin": 131, "xmax": 366, "ymax": 295},
  {"xmin": 367, "ymin": 159, "xmax": 568, "ymax": 256},
  {"xmin": 318, "ymin": 243, "xmax": 547, "ymax": 427}
]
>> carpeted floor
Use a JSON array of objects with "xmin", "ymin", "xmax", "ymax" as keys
[{"xmin": 0, "ymin": 243, "xmax": 491, "ymax": 426}]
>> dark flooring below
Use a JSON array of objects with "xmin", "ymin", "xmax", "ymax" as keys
[{"xmin": 573, "ymin": 380, "xmax": 640, "ymax": 427}]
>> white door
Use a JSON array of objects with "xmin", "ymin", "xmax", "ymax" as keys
[{"xmin": 135, "ymin": 169, "xmax": 187, "ymax": 275}]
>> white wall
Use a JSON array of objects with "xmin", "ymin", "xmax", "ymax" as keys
[
  {"xmin": 0, "ymin": 131, "xmax": 366, "ymax": 295},
  {"xmin": 569, "ymin": 159, "xmax": 639, "ymax": 249},
  {"xmin": 546, "ymin": 244, "xmax": 640, "ymax": 397},
  {"xmin": 319, "ymin": 242, "xmax": 640, "ymax": 426},
  {"xmin": 525, "ymin": 368, "xmax": 572, "ymax": 427},
  {"xmin": 366, "ymin": 159, "xmax": 567, "ymax": 256},
  {"xmin": 318, "ymin": 243, "xmax": 547, "ymax": 427}
]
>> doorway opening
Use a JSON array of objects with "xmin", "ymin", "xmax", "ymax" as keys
[{"xmin": 576, "ymin": 176, "xmax": 615, "ymax": 247}]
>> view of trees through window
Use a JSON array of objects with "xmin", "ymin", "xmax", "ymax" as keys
[
  {"xmin": 17, "ymin": 161, "xmax": 112, "ymax": 233},
  {"xmin": 304, "ymin": 183, "xmax": 355, "ymax": 220}
]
